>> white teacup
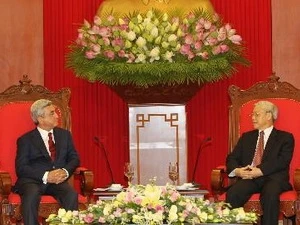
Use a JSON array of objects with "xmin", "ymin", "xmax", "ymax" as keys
[
  {"xmin": 110, "ymin": 183, "xmax": 122, "ymax": 191},
  {"xmin": 182, "ymin": 183, "xmax": 194, "ymax": 188}
]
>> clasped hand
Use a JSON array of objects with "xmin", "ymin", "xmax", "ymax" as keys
[
  {"xmin": 47, "ymin": 169, "xmax": 68, "ymax": 184},
  {"xmin": 235, "ymin": 165, "xmax": 263, "ymax": 179}
]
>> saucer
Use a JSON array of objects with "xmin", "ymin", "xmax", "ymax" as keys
[
  {"xmin": 176, "ymin": 185, "xmax": 187, "ymax": 190},
  {"xmin": 176, "ymin": 184, "xmax": 197, "ymax": 191},
  {"xmin": 93, "ymin": 187, "xmax": 109, "ymax": 192}
]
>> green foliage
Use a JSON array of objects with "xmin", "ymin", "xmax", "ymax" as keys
[
  {"xmin": 67, "ymin": 47, "xmax": 248, "ymax": 87},
  {"xmin": 66, "ymin": 9, "xmax": 250, "ymax": 87}
]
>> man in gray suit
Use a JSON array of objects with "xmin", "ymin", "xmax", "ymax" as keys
[
  {"xmin": 226, "ymin": 100, "xmax": 294, "ymax": 225},
  {"xmin": 14, "ymin": 99, "xmax": 80, "ymax": 225}
]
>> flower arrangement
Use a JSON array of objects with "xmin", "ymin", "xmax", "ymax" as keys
[
  {"xmin": 46, "ymin": 183, "xmax": 257, "ymax": 224},
  {"xmin": 67, "ymin": 9, "xmax": 249, "ymax": 87}
]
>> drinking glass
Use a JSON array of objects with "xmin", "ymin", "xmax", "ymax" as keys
[
  {"xmin": 168, "ymin": 162, "xmax": 179, "ymax": 185},
  {"xmin": 124, "ymin": 162, "xmax": 134, "ymax": 185}
]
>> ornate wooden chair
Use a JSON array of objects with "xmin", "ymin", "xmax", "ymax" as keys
[
  {"xmin": 0, "ymin": 75, "xmax": 94, "ymax": 225},
  {"xmin": 211, "ymin": 75, "xmax": 300, "ymax": 225}
]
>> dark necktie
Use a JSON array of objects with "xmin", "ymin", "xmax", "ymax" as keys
[
  {"xmin": 48, "ymin": 132, "xmax": 56, "ymax": 161},
  {"xmin": 252, "ymin": 131, "xmax": 264, "ymax": 166}
]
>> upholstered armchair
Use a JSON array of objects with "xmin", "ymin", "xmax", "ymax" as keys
[
  {"xmin": 0, "ymin": 75, "xmax": 94, "ymax": 225},
  {"xmin": 211, "ymin": 75, "xmax": 300, "ymax": 225}
]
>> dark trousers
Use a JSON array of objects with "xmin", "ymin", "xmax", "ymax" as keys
[
  {"xmin": 226, "ymin": 178, "xmax": 283, "ymax": 225},
  {"xmin": 19, "ymin": 182, "xmax": 78, "ymax": 225}
]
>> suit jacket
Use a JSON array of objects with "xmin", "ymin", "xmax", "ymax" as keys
[
  {"xmin": 14, "ymin": 127, "xmax": 80, "ymax": 189},
  {"xmin": 226, "ymin": 128, "xmax": 294, "ymax": 190}
]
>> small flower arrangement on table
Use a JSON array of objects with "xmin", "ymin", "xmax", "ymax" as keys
[
  {"xmin": 46, "ymin": 183, "xmax": 257, "ymax": 224},
  {"xmin": 67, "ymin": 9, "xmax": 249, "ymax": 87}
]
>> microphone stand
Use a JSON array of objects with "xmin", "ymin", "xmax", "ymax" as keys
[
  {"xmin": 191, "ymin": 137, "xmax": 212, "ymax": 187},
  {"xmin": 94, "ymin": 137, "xmax": 115, "ymax": 185}
]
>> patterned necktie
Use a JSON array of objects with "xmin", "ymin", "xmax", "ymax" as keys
[
  {"xmin": 252, "ymin": 131, "xmax": 264, "ymax": 166},
  {"xmin": 48, "ymin": 132, "xmax": 56, "ymax": 161}
]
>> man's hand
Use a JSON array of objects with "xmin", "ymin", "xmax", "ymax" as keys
[
  {"xmin": 235, "ymin": 165, "xmax": 253, "ymax": 179},
  {"xmin": 235, "ymin": 165, "xmax": 263, "ymax": 179},
  {"xmin": 249, "ymin": 167, "xmax": 263, "ymax": 178},
  {"xmin": 47, "ymin": 169, "xmax": 68, "ymax": 184}
]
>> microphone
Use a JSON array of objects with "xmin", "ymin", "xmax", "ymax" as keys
[
  {"xmin": 191, "ymin": 137, "xmax": 212, "ymax": 187},
  {"xmin": 93, "ymin": 136, "xmax": 115, "ymax": 185}
]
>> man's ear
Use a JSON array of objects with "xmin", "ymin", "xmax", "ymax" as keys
[
  {"xmin": 37, "ymin": 116, "xmax": 43, "ymax": 125},
  {"xmin": 267, "ymin": 112, "xmax": 273, "ymax": 121}
]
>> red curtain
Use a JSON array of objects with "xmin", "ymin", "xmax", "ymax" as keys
[
  {"xmin": 43, "ymin": 0, "xmax": 272, "ymax": 189},
  {"xmin": 44, "ymin": 0, "xmax": 129, "ymax": 186}
]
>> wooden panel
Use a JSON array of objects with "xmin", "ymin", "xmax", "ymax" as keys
[
  {"xmin": 272, "ymin": 0, "xmax": 300, "ymax": 88},
  {"xmin": 0, "ymin": 0, "xmax": 44, "ymax": 92}
]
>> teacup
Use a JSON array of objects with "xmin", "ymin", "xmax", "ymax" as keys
[
  {"xmin": 182, "ymin": 183, "xmax": 194, "ymax": 188},
  {"xmin": 110, "ymin": 184, "xmax": 122, "ymax": 190}
]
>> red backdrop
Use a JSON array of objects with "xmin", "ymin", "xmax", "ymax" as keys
[{"xmin": 43, "ymin": 0, "xmax": 272, "ymax": 189}]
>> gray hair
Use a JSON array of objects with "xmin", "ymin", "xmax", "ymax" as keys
[
  {"xmin": 254, "ymin": 100, "xmax": 278, "ymax": 121},
  {"xmin": 30, "ymin": 99, "xmax": 53, "ymax": 124}
]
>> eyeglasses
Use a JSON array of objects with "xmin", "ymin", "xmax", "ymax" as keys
[{"xmin": 249, "ymin": 111, "xmax": 271, "ymax": 118}]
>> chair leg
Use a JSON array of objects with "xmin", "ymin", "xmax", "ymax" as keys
[
  {"xmin": 1, "ymin": 203, "xmax": 13, "ymax": 225},
  {"xmin": 283, "ymin": 215, "xmax": 296, "ymax": 225},
  {"xmin": 297, "ymin": 215, "xmax": 300, "ymax": 225},
  {"xmin": 1, "ymin": 203, "xmax": 24, "ymax": 225}
]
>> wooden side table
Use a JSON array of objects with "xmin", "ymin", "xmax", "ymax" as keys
[
  {"xmin": 93, "ymin": 188, "xmax": 209, "ymax": 201},
  {"xmin": 93, "ymin": 190, "xmax": 120, "ymax": 201},
  {"xmin": 177, "ymin": 189, "xmax": 209, "ymax": 198}
]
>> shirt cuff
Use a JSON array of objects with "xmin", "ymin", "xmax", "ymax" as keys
[
  {"xmin": 228, "ymin": 169, "xmax": 236, "ymax": 177},
  {"xmin": 62, "ymin": 168, "xmax": 69, "ymax": 178},
  {"xmin": 43, "ymin": 171, "xmax": 49, "ymax": 184}
]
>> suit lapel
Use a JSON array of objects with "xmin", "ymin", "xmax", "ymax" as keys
[
  {"xmin": 53, "ymin": 128, "xmax": 61, "ymax": 159},
  {"xmin": 248, "ymin": 131, "xmax": 259, "ymax": 163},
  {"xmin": 31, "ymin": 129, "xmax": 51, "ymax": 160},
  {"xmin": 263, "ymin": 128, "xmax": 277, "ymax": 158}
]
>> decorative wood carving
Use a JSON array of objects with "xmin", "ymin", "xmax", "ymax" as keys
[
  {"xmin": 108, "ymin": 83, "xmax": 203, "ymax": 104},
  {"xmin": 0, "ymin": 74, "xmax": 71, "ymax": 130},
  {"xmin": 229, "ymin": 74, "xmax": 300, "ymax": 109}
]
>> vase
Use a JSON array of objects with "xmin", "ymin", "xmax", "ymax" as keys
[{"xmin": 108, "ymin": 83, "xmax": 203, "ymax": 104}]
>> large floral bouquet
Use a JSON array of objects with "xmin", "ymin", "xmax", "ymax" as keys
[
  {"xmin": 67, "ymin": 9, "xmax": 249, "ymax": 87},
  {"xmin": 46, "ymin": 183, "xmax": 257, "ymax": 224}
]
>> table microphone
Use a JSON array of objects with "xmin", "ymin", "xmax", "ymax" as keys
[
  {"xmin": 191, "ymin": 137, "xmax": 212, "ymax": 187},
  {"xmin": 93, "ymin": 136, "xmax": 115, "ymax": 184}
]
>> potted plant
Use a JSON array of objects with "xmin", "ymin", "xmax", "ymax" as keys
[
  {"xmin": 46, "ymin": 183, "xmax": 257, "ymax": 224},
  {"xmin": 67, "ymin": 8, "xmax": 249, "ymax": 103}
]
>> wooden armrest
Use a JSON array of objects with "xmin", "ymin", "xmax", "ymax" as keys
[
  {"xmin": 211, "ymin": 166, "xmax": 227, "ymax": 195},
  {"xmin": 74, "ymin": 166, "xmax": 90, "ymax": 174},
  {"xmin": 294, "ymin": 168, "xmax": 300, "ymax": 192},
  {"xmin": 74, "ymin": 167, "xmax": 94, "ymax": 197},
  {"xmin": 211, "ymin": 165, "xmax": 239, "ymax": 197},
  {"xmin": 0, "ymin": 171, "xmax": 13, "ymax": 198}
]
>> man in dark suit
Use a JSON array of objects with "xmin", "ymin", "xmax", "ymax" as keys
[
  {"xmin": 14, "ymin": 99, "xmax": 80, "ymax": 225},
  {"xmin": 226, "ymin": 100, "xmax": 294, "ymax": 225}
]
